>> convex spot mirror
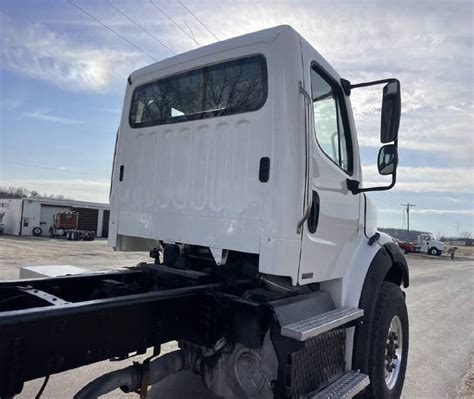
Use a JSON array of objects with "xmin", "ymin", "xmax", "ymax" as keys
[
  {"xmin": 378, "ymin": 144, "xmax": 398, "ymax": 175},
  {"xmin": 381, "ymin": 80, "xmax": 401, "ymax": 143}
]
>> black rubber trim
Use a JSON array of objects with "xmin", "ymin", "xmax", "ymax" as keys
[
  {"xmin": 352, "ymin": 243, "xmax": 409, "ymax": 374},
  {"xmin": 384, "ymin": 242, "xmax": 409, "ymax": 288},
  {"xmin": 310, "ymin": 61, "xmax": 355, "ymax": 176}
]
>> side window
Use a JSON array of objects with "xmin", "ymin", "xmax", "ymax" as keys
[{"xmin": 310, "ymin": 66, "xmax": 351, "ymax": 173}]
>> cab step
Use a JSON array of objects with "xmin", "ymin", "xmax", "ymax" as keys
[
  {"xmin": 305, "ymin": 370, "xmax": 370, "ymax": 399},
  {"xmin": 280, "ymin": 307, "xmax": 363, "ymax": 341}
]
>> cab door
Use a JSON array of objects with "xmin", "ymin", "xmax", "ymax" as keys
[
  {"xmin": 419, "ymin": 235, "xmax": 430, "ymax": 252},
  {"xmin": 298, "ymin": 47, "xmax": 361, "ymax": 284}
]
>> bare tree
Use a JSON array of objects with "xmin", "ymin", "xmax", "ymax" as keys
[
  {"xmin": 0, "ymin": 186, "xmax": 68, "ymax": 200},
  {"xmin": 0, "ymin": 186, "xmax": 29, "ymax": 198},
  {"xmin": 459, "ymin": 231, "xmax": 472, "ymax": 239}
]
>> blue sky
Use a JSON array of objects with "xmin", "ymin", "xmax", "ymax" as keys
[{"xmin": 0, "ymin": 0, "xmax": 473, "ymax": 237}]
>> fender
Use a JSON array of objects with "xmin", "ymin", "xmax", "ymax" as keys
[{"xmin": 352, "ymin": 242, "xmax": 409, "ymax": 373}]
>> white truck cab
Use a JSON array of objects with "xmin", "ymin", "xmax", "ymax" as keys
[
  {"xmin": 418, "ymin": 233, "xmax": 444, "ymax": 255},
  {"xmin": 109, "ymin": 25, "xmax": 397, "ymax": 284}
]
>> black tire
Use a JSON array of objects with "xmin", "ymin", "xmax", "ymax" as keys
[
  {"xmin": 365, "ymin": 282, "xmax": 409, "ymax": 398},
  {"xmin": 32, "ymin": 227, "xmax": 42, "ymax": 236},
  {"xmin": 90, "ymin": 231, "xmax": 96, "ymax": 241},
  {"xmin": 428, "ymin": 247, "xmax": 438, "ymax": 256}
]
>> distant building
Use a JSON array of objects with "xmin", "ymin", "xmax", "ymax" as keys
[
  {"xmin": 448, "ymin": 239, "xmax": 473, "ymax": 247},
  {"xmin": 0, "ymin": 197, "xmax": 110, "ymax": 238}
]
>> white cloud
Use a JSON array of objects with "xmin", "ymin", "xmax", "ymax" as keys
[
  {"xmin": 102, "ymin": 108, "xmax": 121, "ymax": 113},
  {"xmin": 447, "ymin": 197, "xmax": 464, "ymax": 203},
  {"xmin": 378, "ymin": 208, "xmax": 474, "ymax": 216},
  {"xmin": 0, "ymin": 13, "xmax": 145, "ymax": 92},
  {"xmin": 362, "ymin": 165, "xmax": 474, "ymax": 193},
  {"xmin": 414, "ymin": 209, "xmax": 474, "ymax": 215},
  {"xmin": 21, "ymin": 110, "xmax": 84, "ymax": 125}
]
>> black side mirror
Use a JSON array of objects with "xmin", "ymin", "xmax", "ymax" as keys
[
  {"xmin": 378, "ymin": 144, "xmax": 398, "ymax": 175},
  {"xmin": 345, "ymin": 77, "xmax": 401, "ymax": 194},
  {"xmin": 381, "ymin": 80, "xmax": 401, "ymax": 143}
]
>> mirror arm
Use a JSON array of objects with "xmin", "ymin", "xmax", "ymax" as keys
[
  {"xmin": 340, "ymin": 78, "xmax": 400, "ymax": 96},
  {"xmin": 347, "ymin": 172, "xmax": 397, "ymax": 195}
]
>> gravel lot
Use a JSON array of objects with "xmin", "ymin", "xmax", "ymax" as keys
[{"xmin": 0, "ymin": 236, "xmax": 472, "ymax": 398}]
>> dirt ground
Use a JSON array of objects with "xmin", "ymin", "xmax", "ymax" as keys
[
  {"xmin": 0, "ymin": 235, "xmax": 149, "ymax": 280},
  {"xmin": 0, "ymin": 235, "xmax": 473, "ymax": 398}
]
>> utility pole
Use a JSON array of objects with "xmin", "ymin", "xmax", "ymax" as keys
[{"xmin": 401, "ymin": 204, "xmax": 416, "ymax": 240}]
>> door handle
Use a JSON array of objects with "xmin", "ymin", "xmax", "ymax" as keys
[
  {"xmin": 308, "ymin": 191, "xmax": 320, "ymax": 234},
  {"xmin": 296, "ymin": 81, "xmax": 313, "ymax": 234}
]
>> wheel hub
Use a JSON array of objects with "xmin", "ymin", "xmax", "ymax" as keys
[{"xmin": 384, "ymin": 315, "xmax": 403, "ymax": 390}]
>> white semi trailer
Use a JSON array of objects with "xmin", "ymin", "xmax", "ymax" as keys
[{"xmin": 0, "ymin": 26, "xmax": 409, "ymax": 399}]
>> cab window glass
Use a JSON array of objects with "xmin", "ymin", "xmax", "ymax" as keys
[
  {"xmin": 129, "ymin": 55, "xmax": 267, "ymax": 128},
  {"xmin": 310, "ymin": 67, "xmax": 351, "ymax": 173}
]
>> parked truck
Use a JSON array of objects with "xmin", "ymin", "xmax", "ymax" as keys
[
  {"xmin": 47, "ymin": 210, "xmax": 96, "ymax": 241},
  {"xmin": 417, "ymin": 233, "xmax": 444, "ymax": 256},
  {"xmin": 0, "ymin": 26, "xmax": 409, "ymax": 399},
  {"xmin": 398, "ymin": 234, "xmax": 444, "ymax": 256}
]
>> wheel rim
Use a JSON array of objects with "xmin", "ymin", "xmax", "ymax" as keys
[{"xmin": 385, "ymin": 315, "xmax": 403, "ymax": 390}]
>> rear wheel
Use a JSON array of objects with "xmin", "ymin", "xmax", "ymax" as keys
[
  {"xmin": 32, "ymin": 227, "xmax": 42, "ymax": 236},
  {"xmin": 365, "ymin": 282, "xmax": 408, "ymax": 398}
]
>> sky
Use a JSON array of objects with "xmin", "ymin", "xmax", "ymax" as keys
[{"xmin": 0, "ymin": 0, "xmax": 473, "ymax": 237}]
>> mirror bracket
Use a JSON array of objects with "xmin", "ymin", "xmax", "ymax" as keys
[
  {"xmin": 340, "ymin": 78, "xmax": 400, "ymax": 95},
  {"xmin": 349, "ymin": 78, "xmax": 399, "ymax": 90},
  {"xmin": 347, "ymin": 174, "xmax": 397, "ymax": 195},
  {"xmin": 341, "ymin": 78, "xmax": 352, "ymax": 96}
]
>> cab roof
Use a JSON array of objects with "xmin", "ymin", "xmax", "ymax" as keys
[{"xmin": 129, "ymin": 25, "xmax": 299, "ymax": 82}]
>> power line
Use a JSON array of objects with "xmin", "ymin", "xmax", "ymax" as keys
[
  {"xmin": 184, "ymin": 20, "xmax": 198, "ymax": 45},
  {"xmin": 149, "ymin": 0, "xmax": 200, "ymax": 47},
  {"xmin": 68, "ymin": 0, "xmax": 158, "ymax": 61},
  {"xmin": 105, "ymin": 0, "xmax": 176, "ymax": 54},
  {"xmin": 177, "ymin": 0, "xmax": 220, "ymax": 41}
]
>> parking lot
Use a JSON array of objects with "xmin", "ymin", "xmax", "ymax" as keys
[{"xmin": 1, "ymin": 236, "xmax": 473, "ymax": 398}]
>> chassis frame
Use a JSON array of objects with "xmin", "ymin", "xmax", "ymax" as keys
[{"xmin": 0, "ymin": 266, "xmax": 267, "ymax": 398}]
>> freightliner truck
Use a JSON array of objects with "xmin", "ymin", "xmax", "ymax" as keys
[{"xmin": 0, "ymin": 26, "xmax": 409, "ymax": 399}]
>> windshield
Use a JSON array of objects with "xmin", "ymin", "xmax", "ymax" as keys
[{"xmin": 129, "ymin": 55, "xmax": 268, "ymax": 128}]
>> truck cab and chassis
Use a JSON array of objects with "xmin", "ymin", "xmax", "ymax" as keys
[{"xmin": 0, "ymin": 26, "xmax": 409, "ymax": 399}]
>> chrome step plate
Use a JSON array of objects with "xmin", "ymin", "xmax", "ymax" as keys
[
  {"xmin": 281, "ymin": 307, "xmax": 363, "ymax": 341},
  {"xmin": 306, "ymin": 371, "xmax": 370, "ymax": 399}
]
